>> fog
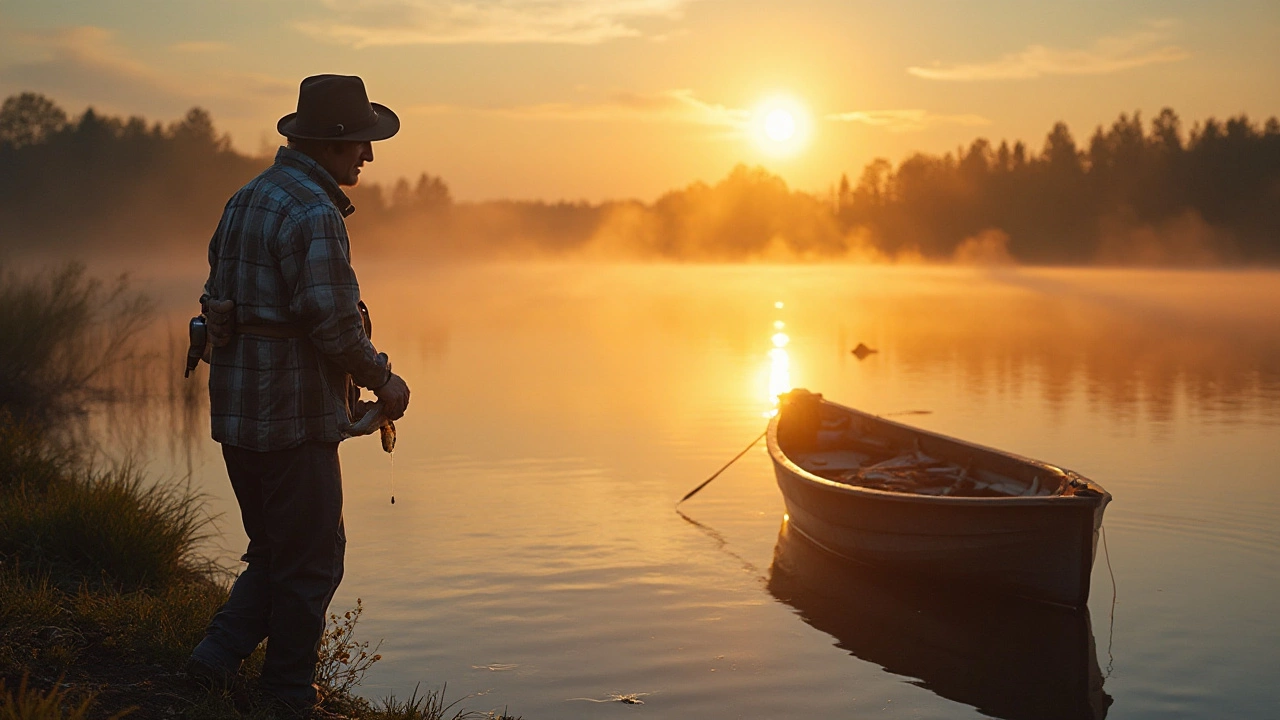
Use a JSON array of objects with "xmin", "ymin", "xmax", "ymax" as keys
[{"xmin": 3, "ymin": 94, "xmax": 1278, "ymax": 267}]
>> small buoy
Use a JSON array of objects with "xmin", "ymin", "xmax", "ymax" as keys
[
  {"xmin": 852, "ymin": 342, "xmax": 879, "ymax": 360},
  {"xmin": 391, "ymin": 496, "xmax": 395, "ymax": 505}
]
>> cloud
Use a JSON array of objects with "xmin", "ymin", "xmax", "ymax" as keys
[
  {"xmin": 296, "ymin": 0, "xmax": 693, "ymax": 47},
  {"xmin": 410, "ymin": 88, "xmax": 749, "ymax": 127},
  {"xmin": 0, "ymin": 25, "xmax": 292, "ymax": 120},
  {"xmin": 908, "ymin": 23, "xmax": 1190, "ymax": 81},
  {"xmin": 826, "ymin": 109, "xmax": 991, "ymax": 133},
  {"xmin": 0, "ymin": 26, "xmax": 184, "ymax": 114},
  {"xmin": 170, "ymin": 41, "xmax": 233, "ymax": 53}
]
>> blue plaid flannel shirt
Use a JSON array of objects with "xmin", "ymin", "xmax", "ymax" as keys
[{"xmin": 203, "ymin": 146, "xmax": 390, "ymax": 451}]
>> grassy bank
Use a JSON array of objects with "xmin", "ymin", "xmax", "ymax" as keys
[{"xmin": 0, "ymin": 265, "xmax": 518, "ymax": 719}]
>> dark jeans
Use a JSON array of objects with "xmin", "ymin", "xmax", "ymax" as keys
[{"xmin": 191, "ymin": 442, "xmax": 346, "ymax": 708}]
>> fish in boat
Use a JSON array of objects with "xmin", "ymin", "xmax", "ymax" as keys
[{"xmin": 767, "ymin": 389, "xmax": 1111, "ymax": 608}]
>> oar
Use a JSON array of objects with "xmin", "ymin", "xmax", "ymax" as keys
[{"xmin": 676, "ymin": 428, "xmax": 768, "ymax": 506}]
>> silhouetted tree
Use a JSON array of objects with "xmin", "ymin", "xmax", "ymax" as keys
[
  {"xmin": 831, "ymin": 108, "xmax": 1280, "ymax": 263},
  {"xmin": 1, "ymin": 92, "xmax": 1277, "ymax": 264},
  {"xmin": 167, "ymin": 107, "xmax": 229, "ymax": 152},
  {"xmin": 0, "ymin": 96, "xmax": 262, "ymax": 251},
  {"xmin": 0, "ymin": 92, "xmax": 67, "ymax": 149}
]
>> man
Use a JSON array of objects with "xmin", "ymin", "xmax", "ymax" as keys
[{"xmin": 186, "ymin": 74, "xmax": 410, "ymax": 716}]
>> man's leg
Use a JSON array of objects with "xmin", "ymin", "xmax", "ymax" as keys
[
  {"xmin": 189, "ymin": 444, "xmax": 275, "ymax": 679},
  {"xmin": 257, "ymin": 441, "xmax": 346, "ymax": 710}
]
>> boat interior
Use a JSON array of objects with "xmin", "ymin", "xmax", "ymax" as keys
[{"xmin": 779, "ymin": 391, "xmax": 1090, "ymax": 499}]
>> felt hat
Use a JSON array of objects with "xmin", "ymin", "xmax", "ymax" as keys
[{"xmin": 277, "ymin": 74, "xmax": 399, "ymax": 142}]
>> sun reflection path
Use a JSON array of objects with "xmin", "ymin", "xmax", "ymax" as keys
[{"xmin": 766, "ymin": 302, "xmax": 792, "ymax": 417}]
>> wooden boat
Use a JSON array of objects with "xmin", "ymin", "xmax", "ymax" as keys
[
  {"xmin": 767, "ymin": 389, "xmax": 1112, "ymax": 608},
  {"xmin": 768, "ymin": 519, "xmax": 1111, "ymax": 720}
]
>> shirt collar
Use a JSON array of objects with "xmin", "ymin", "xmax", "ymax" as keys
[{"xmin": 274, "ymin": 146, "xmax": 356, "ymax": 217}]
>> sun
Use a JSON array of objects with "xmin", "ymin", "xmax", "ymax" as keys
[
  {"xmin": 765, "ymin": 109, "xmax": 796, "ymax": 142},
  {"xmin": 752, "ymin": 96, "xmax": 811, "ymax": 157}
]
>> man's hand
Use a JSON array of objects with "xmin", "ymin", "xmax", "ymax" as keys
[
  {"xmin": 373, "ymin": 373, "xmax": 410, "ymax": 421},
  {"xmin": 202, "ymin": 298, "xmax": 235, "ymax": 348}
]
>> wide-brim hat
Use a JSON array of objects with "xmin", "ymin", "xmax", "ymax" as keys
[{"xmin": 277, "ymin": 74, "xmax": 399, "ymax": 142}]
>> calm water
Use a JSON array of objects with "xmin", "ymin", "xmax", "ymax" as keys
[{"xmin": 124, "ymin": 263, "xmax": 1279, "ymax": 719}]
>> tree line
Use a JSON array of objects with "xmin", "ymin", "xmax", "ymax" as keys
[
  {"xmin": 834, "ymin": 109, "xmax": 1280, "ymax": 264},
  {"xmin": 0, "ymin": 93, "xmax": 262, "ymax": 251},
  {"xmin": 2, "ymin": 91, "xmax": 1278, "ymax": 264}
]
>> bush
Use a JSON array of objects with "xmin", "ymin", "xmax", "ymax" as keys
[{"xmin": 0, "ymin": 262, "xmax": 152, "ymax": 425}]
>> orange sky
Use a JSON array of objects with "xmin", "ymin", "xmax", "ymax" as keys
[{"xmin": 2, "ymin": 1, "xmax": 1278, "ymax": 201}]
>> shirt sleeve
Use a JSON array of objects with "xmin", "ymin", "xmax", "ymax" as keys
[
  {"xmin": 282, "ymin": 205, "xmax": 390, "ymax": 389},
  {"xmin": 203, "ymin": 210, "xmax": 227, "ymax": 302}
]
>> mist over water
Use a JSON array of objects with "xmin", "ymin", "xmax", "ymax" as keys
[
  {"xmin": 4, "ymin": 95, "xmax": 1278, "ymax": 266},
  {"xmin": 87, "ymin": 262, "xmax": 1279, "ymax": 719}
]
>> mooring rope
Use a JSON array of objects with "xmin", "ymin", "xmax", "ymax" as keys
[{"xmin": 1102, "ymin": 525, "xmax": 1116, "ymax": 678}]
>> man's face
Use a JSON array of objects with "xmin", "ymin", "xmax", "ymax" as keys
[{"xmin": 322, "ymin": 140, "xmax": 374, "ymax": 186}]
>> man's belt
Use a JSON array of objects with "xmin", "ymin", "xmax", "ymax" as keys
[{"xmin": 237, "ymin": 324, "xmax": 306, "ymax": 340}]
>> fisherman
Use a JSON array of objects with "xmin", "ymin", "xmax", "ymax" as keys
[{"xmin": 185, "ymin": 74, "xmax": 411, "ymax": 717}]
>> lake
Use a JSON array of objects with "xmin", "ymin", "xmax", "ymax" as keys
[{"xmin": 122, "ymin": 262, "xmax": 1279, "ymax": 719}]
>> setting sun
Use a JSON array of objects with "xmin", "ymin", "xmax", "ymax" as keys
[
  {"xmin": 752, "ymin": 96, "xmax": 811, "ymax": 158},
  {"xmin": 765, "ymin": 109, "xmax": 796, "ymax": 141}
]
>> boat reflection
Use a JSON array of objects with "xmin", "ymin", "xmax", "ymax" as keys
[{"xmin": 767, "ymin": 518, "xmax": 1112, "ymax": 720}]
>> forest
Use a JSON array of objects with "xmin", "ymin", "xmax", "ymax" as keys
[{"xmin": 1, "ymin": 91, "xmax": 1278, "ymax": 264}]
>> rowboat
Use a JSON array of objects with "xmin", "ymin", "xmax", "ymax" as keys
[
  {"xmin": 767, "ymin": 389, "xmax": 1112, "ymax": 608},
  {"xmin": 767, "ymin": 519, "xmax": 1111, "ymax": 720}
]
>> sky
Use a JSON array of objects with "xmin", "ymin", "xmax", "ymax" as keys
[{"xmin": 2, "ymin": 0, "xmax": 1278, "ymax": 202}]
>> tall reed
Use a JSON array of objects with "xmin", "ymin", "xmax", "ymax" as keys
[{"xmin": 0, "ymin": 262, "xmax": 152, "ymax": 425}]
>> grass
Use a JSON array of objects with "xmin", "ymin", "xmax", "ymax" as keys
[
  {"xmin": 0, "ymin": 265, "xmax": 520, "ymax": 720},
  {"xmin": 0, "ymin": 414, "xmax": 233, "ymax": 703},
  {"xmin": 0, "ymin": 424, "xmax": 215, "ymax": 592},
  {"xmin": 0, "ymin": 674, "xmax": 134, "ymax": 720}
]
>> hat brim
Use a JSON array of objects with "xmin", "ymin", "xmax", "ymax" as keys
[{"xmin": 277, "ymin": 102, "xmax": 400, "ymax": 142}]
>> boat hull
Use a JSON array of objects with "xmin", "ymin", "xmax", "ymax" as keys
[{"xmin": 768, "ymin": 399, "xmax": 1111, "ymax": 608}]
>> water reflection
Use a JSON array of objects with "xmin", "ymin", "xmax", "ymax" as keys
[
  {"xmin": 842, "ymin": 270, "xmax": 1280, "ymax": 426},
  {"xmin": 68, "ymin": 264, "xmax": 1279, "ymax": 719},
  {"xmin": 76, "ymin": 320, "xmax": 209, "ymax": 474},
  {"xmin": 767, "ymin": 519, "xmax": 1112, "ymax": 720},
  {"xmin": 767, "ymin": 308, "xmax": 792, "ymax": 414}
]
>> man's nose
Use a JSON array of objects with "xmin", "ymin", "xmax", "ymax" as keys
[{"xmin": 362, "ymin": 142, "xmax": 374, "ymax": 163}]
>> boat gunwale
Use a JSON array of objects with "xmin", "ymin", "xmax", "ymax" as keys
[{"xmin": 767, "ymin": 398, "xmax": 1109, "ymax": 508}]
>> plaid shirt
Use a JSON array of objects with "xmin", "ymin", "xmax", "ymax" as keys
[{"xmin": 203, "ymin": 146, "xmax": 390, "ymax": 451}]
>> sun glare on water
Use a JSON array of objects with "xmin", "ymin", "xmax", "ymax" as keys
[{"xmin": 753, "ymin": 96, "xmax": 810, "ymax": 158}]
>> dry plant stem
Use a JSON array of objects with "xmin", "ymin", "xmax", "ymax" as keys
[{"xmin": 316, "ymin": 599, "xmax": 383, "ymax": 701}]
